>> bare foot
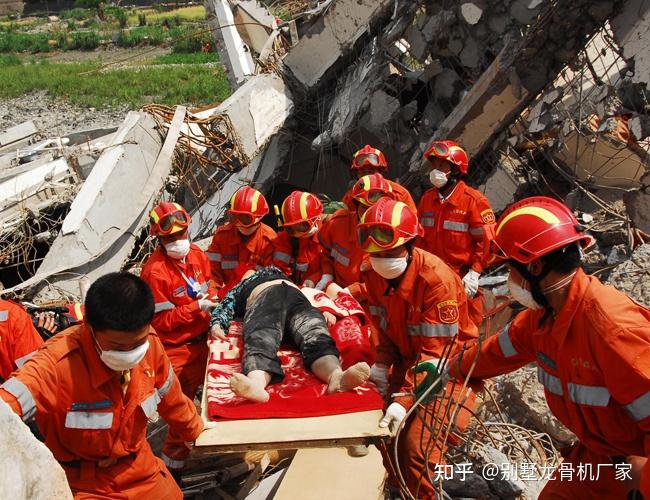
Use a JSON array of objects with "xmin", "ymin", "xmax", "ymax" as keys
[
  {"xmin": 230, "ymin": 373, "xmax": 270, "ymax": 403},
  {"xmin": 327, "ymin": 362, "xmax": 370, "ymax": 393}
]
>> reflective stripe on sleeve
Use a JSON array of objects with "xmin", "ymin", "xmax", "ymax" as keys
[
  {"xmin": 65, "ymin": 411, "xmax": 113, "ymax": 430},
  {"xmin": 442, "ymin": 220, "xmax": 469, "ymax": 232},
  {"xmin": 419, "ymin": 323, "xmax": 458, "ymax": 338},
  {"xmin": 158, "ymin": 364, "xmax": 175, "ymax": 398},
  {"xmin": 2, "ymin": 377, "xmax": 36, "ymax": 421},
  {"xmin": 0, "ymin": 310, "xmax": 7, "ymax": 321},
  {"xmin": 568, "ymin": 383, "xmax": 611, "ymax": 407},
  {"xmin": 154, "ymin": 301, "xmax": 175, "ymax": 313},
  {"xmin": 421, "ymin": 218, "xmax": 435, "ymax": 227},
  {"xmin": 624, "ymin": 391, "xmax": 650, "ymax": 422},
  {"xmin": 498, "ymin": 322, "xmax": 518, "ymax": 358},
  {"xmin": 15, "ymin": 351, "xmax": 37, "ymax": 368},
  {"xmin": 369, "ymin": 306, "xmax": 387, "ymax": 330},
  {"xmin": 221, "ymin": 261, "xmax": 238, "ymax": 270},
  {"xmin": 537, "ymin": 367, "xmax": 563, "ymax": 396},
  {"xmin": 273, "ymin": 251, "xmax": 291, "ymax": 264},
  {"xmin": 469, "ymin": 226, "xmax": 484, "ymax": 236},
  {"xmin": 331, "ymin": 249, "xmax": 350, "ymax": 266},
  {"xmin": 141, "ymin": 391, "xmax": 162, "ymax": 418},
  {"xmin": 295, "ymin": 262, "xmax": 309, "ymax": 272},
  {"xmin": 206, "ymin": 252, "xmax": 221, "ymax": 262}
]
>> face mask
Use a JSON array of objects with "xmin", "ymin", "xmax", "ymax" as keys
[
  {"xmin": 238, "ymin": 225, "xmax": 258, "ymax": 236},
  {"xmin": 97, "ymin": 339, "xmax": 150, "ymax": 371},
  {"xmin": 507, "ymin": 274, "xmax": 543, "ymax": 310},
  {"xmin": 301, "ymin": 224, "xmax": 319, "ymax": 238},
  {"xmin": 429, "ymin": 169, "xmax": 448, "ymax": 188},
  {"xmin": 164, "ymin": 239, "xmax": 190, "ymax": 259},
  {"xmin": 370, "ymin": 256, "xmax": 408, "ymax": 280}
]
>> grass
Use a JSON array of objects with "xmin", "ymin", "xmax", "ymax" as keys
[
  {"xmin": 127, "ymin": 6, "xmax": 206, "ymax": 25},
  {"xmin": 0, "ymin": 58, "xmax": 231, "ymax": 108},
  {"xmin": 153, "ymin": 52, "xmax": 219, "ymax": 65}
]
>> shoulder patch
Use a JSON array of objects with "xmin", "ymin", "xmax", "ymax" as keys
[
  {"xmin": 437, "ymin": 300, "xmax": 459, "ymax": 324},
  {"xmin": 480, "ymin": 209, "xmax": 495, "ymax": 224}
]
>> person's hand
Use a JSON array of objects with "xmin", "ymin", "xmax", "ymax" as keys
[
  {"xmin": 315, "ymin": 274, "xmax": 334, "ymax": 291},
  {"xmin": 35, "ymin": 312, "xmax": 58, "ymax": 336},
  {"xmin": 199, "ymin": 299, "xmax": 217, "ymax": 312},
  {"xmin": 625, "ymin": 456, "xmax": 646, "ymax": 498},
  {"xmin": 379, "ymin": 402, "xmax": 406, "ymax": 430},
  {"xmin": 370, "ymin": 363, "xmax": 389, "ymax": 397},
  {"xmin": 302, "ymin": 279, "xmax": 315, "ymax": 288},
  {"xmin": 462, "ymin": 270, "xmax": 480, "ymax": 298},
  {"xmin": 323, "ymin": 311, "xmax": 336, "ymax": 327},
  {"xmin": 210, "ymin": 324, "xmax": 228, "ymax": 341}
]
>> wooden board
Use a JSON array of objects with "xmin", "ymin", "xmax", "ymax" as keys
[{"xmin": 274, "ymin": 447, "xmax": 385, "ymax": 500}]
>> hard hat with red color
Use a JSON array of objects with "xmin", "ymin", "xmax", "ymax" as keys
[
  {"xmin": 351, "ymin": 145, "xmax": 388, "ymax": 172},
  {"xmin": 281, "ymin": 191, "xmax": 323, "ymax": 229},
  {"xmin": 424, "ymin": 140, "xmax": 469, "ymax": 174},
  {"xmin": 149, "ymin": 202, "xmax": 191, "ymax": 237},
  {"xmin": 490, "ymin": 196, "xmax": 594, "ymax": 265},
  {"xmin": 350, "ymin": 173, "xmax": 395, "ymax": 207},
  {"xmin": 228, "ymin": 186, "xmax": 269, "ymax": 227},
  {"xmin": 357, "ymin": 197, "xmax": 424, "ymax": 253}
]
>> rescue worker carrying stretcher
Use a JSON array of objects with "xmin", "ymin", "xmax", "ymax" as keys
[
  {"xmin": 272, "ymin": 190, "xmax": 334, "ymax": 290},
  {"xmin": 207, "ymin": 186, "xmax": 277, "ymax": 287},
  {"xmin": 141, "ymin": 201, "xmax": 217, "ymax": 472},
  {"xmin": 448, "ymin": 196, "xmax": 650, "ymax": 499},
  {"xmin": 416, "ymin": 140, "xmax": 496, "ymax": 325},
  {"xmin": 359, "ymin": 197, "xmax": 478, "ymax": 499},
  {"xmin": 0, "ymin": 272, "xmax": 204, "ymax": 499},
  {"xmin": 209, "ymin": 266, "xmax": 371, "ymax": 403}
]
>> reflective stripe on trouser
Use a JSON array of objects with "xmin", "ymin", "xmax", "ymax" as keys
[
  {"xmin": 380, "ymin": 383, "xmax": 476, "ymax": 500},
  {"xmin": 162, "ymin": 341, "xmax": 209, "ymax": 465},
  {"xmin": 241, "ymin": 283, "xmax": 339, "ymax": 383}
]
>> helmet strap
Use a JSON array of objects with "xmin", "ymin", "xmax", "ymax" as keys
[{"xmin": 509, "ymin": 260, "xmax": 550, "ymax": 309}]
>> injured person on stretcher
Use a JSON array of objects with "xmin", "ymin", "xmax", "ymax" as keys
[{"xmin": 209, "ymin": 266, "xmax": 370, "ymax": 403}]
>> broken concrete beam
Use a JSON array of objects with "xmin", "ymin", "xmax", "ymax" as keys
[
  {"xmin": 607, "ymin": 243, "xmax": 650, "ymax": 307},
  {"xmin": 0, "ymin": 121, "xmax": 37, "ymax": 153},
  {"xmin": 232, "ymin": 0, "xmax": 277, "ymax": 55},
  {"xmin": 282, "ymin": 0, "xmax": 393, "ymax": 90},
  {"xmin": 4, "ymin": 108, "xmax": 185, "ymax": 299},
  {"xmin": 205, "ymin": 0, "xmax": 256, "ymax": 90},
  {"xmin": 611, "ymin": 0, "xmax": 650, "ymax": 86},
  {"xmin": 478, "ymin": 150, "xmax": 528, "ymax": 212},
  {"xmin": 362, "ymin": 89, "xmax": 401, "ymax": 136}
]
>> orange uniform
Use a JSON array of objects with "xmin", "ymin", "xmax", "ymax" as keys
[
  {"xmin": 206, "ymin": 222, "xmax": 276, "ymax": 286},
  {"xmin": 416, "ymin": 180, "xmax": 494, "ymax": 274},
  {"xmin": 363, "ymin": 248, "xmax": 478, "ymax": 498},
  {"xmin": 0, "ymin": 300, "xmax": 44, "ymax": 381},
  {"xmin": 318, "ymin": 209, "xmax": 366, "ymax": 288},
  {"xmin": 342, "ymin": 179, "xmax": 417, "ymax": 213},
  {"xmin": 452, "ymin": 269, "xmax": 650, "ymax": 499},
  {"xmin": 140, "ymin": 243, "xmax": 214, "ymax": 468},
  {"xmin": 272, "ymin": 231, "xmax": 333, "ymax": 285},
  {"xmin": 0, "ymin": 324, "xmax": 203, "ymax": 499}
]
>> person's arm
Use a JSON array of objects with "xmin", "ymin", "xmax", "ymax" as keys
[
  {"xmin": 260, "ymin": 229, "xmax": 277, "ymax": 267},
  {"xmin": 271, "ymin": 233, "xmax": 293, "ymax": 277},
  {"xmin": 468, "ymin": 195, "xmax": 495, "ymax": 274},
  {"xmin": 10, "ymin": 308, "xmax": 44, "ymax": 369},
  {"xmin": 206, "ymin": 233, "xmax": 226, "ymax": 287}
]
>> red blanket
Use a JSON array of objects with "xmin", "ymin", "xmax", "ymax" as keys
[{"xmin": 206, "ymin": 290, "xmax": 383, "ymax": 420}]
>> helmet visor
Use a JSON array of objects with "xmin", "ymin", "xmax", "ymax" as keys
[
  {"xmin": 426, "ymin": 142, "xmax": 450, "ymax": 161},
  {"xmin": 157, "ymin": 211, "xmax": 189, "ymax": 236},
  {"xmin": 227, "ymin": 211, "xmax": 256, "ymax": 227},
  {"xmin": 357, "ymin": 223, "xmax": 399, "ymax": 250},
  {"xmin": 352, "ymin": 153, "xmax": 382, "ymax": 169},
  {"xmin": 285, "ymin": 220, "xmax": 312, "ymax": 236}
]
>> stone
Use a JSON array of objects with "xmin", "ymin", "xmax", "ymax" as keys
[
  {"xmin": 365, "ymin": 90, "xmax": 401, "ymax": 133},
  {"xmin": 405, "ymin": 24, "xmax": 429, "ymax": 62},
  {"xmin": 460, "ymin": 36, "xmax": 482, "ymax": 68},
  {"xmin": 400, "ymin": 101, "xmax": 419, "ymax": 122},
  {"xmin": 488, "ymin": 14, "xmax": 508, "ymax": 34},
  {"xmin": 607, "ymin": 244, "xmax": 650, "ymax": 307},
  {"xmin": 461, "ymin": 2, "xmax": 484, "ymax": 25},
  {"xmin": 510, "ymin": 0, "xmax": 540, "ymax": 24},
  {"xmin": 474, "ymin": 446, "xmax": 526, "ymax": 498},
  {"xmin": 421, "ymin": 9, "xmax": 457, "ymax": 44},
  {"xmin": 433, "ymin": 69, "xmax": 462, "ymax": 100},
  {"xmin": 624, "ymin": 174, "xmax": 650, "ymax": 234},
  {"xmin": 443, "ymin": 471, "xmax": 491, "ymax": 497}
]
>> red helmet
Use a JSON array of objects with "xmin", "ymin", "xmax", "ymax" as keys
[
  {"xmin": 357, "ymin": 197, "xmax": 424, "ymax": 253},
  {"xmin": 491, "ymin": 196, "xmax": 594, "ymax": 265},
  {"xmin": 351, "ymin": 145, "xmax": 388, "ymax": 172},
  {"xmin": 228, "ymin": 186, "xmax": 269, "ymax": 227},
  {"xmin": 350, "ymin": 173, "xmax": 395, "ymax": 207},
  {"xmin": 424, "ymin": 140, "xmax": 469, "ymax": 174},
  {"xmin": 281, "ymin": 191, "xmax": 323, "ymax": 235},
  {"xmin": 150, "ymin": 202, "xmax": 191, "ymax": 236}
]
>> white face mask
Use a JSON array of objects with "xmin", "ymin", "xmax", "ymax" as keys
[
  {"xmin": 97, "ymin": 340, "xmax": 150, "ymax": 371},
  {"xmin": 429, "ymin": 169, "xmax": 448, "ymax": 188},
  {"xmin": 370, "ymin": 256, "xmax": 408, "ymax": 280},
  {"xmin": 238, "ymin": 225, "xmax": 258, "ymax": 236},
  {"xmin": 507, "ymin": 274, "xmax": 543, "ymax": 310},
  {"xmin": 164, "ymin": 239, "xmax": 190, "ymax": 259}
]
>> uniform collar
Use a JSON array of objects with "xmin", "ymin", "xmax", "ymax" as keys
[
  {"xmin": 548, "ymin": 268, "xmax": 589, "ymax": 345},
  {"xmin": 437, "ymin": 180, "xmax": 465, "ymax": 205}
]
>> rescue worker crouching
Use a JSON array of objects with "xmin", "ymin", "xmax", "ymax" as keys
[
  {"xmin": 272, "ymin": 190, "xmax": 334, "ymax": 290},
  {"xmin": 0, "ymin": 272, "xmax": 204, "ymax": 499},
  {"xmin": 416, "ymin": 140, "xmax": 496, "ymax": 326},
  {"xmin": 358, "ymin": 197, "xmax": 479, "ymax": 499},
  {"xmin": 0, "ymin": 299, "xmax": 44, "ymax": 382},
  {"xmin": 207, "ymin": 186, "xmax": 277, "ymax": 287},
  {"xmin": 140, "ymin": 201, "xmax": 216, "ymax": 472},
  {"xmin": 447, "ymin": 196, "xmax": 650, "ymax": 499}
]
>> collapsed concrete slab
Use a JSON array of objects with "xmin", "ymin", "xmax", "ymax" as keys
[
  {"xmin": 0, "ymin": 121, "xmax": 37, "ymax": 154},
  {"xmin": 607, "ymin": 243, "xmax": 650, "ymax": 306}
]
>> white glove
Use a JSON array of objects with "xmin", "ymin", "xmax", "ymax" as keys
[
  {"xmin": 199, "ymin": 299, "xmax": 218, "ymax": 312},
  {"xmin": 302, "ymin": 279, "xmax": 315, "ymax": 288},
  {"xmin": 369, "ymin": 363, "xmax": 389, "ymax": 397},
  {"xmin": 315, "ymin": 274, "xmax": 334, "ymax": 291},
  {"xmin": 462, "ymin": 270, "xmax": 480, "ymax": 298},
  {"xmin": 379, "ymin": 402, "xmax": 407, "ymax": 429}
]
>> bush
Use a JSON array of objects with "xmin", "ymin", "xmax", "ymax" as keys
[
  {"xmin": 60, "ymin": 8, "xmax": 94, "ymax": 20},
  {"xmin": 66, "ymin": 20, "xmax": 77, "ymax": 31},
  {"xmin": 0, "ymin": 53, "xmax": 21, "ymax": 65},
  {"xmin": 112, "ymin": 7, "xmax": 128, "ymax": 28},
  {"xmin": 171, "ymin": 29, "xmax": 211, "ymax": 53},
  {"xmin": 115, "ymin": 26, "xmax": 167, "ymax": 48},
  {"xmin": 0, "ymin": 32, "xmax": 53, "ymax": 53},
  {"xmin": 70, "ymin": 30, "xmax": 100, "ymax": 50}
]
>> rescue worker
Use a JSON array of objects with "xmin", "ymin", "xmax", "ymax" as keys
[
  {"xmin": 207, "ymin": 186, "xmax": 277, "ymax": 287},
  {"xmin": 359, "ymin": 197, "xmax": 478, "ymax": 498},
  {"xmin": 448, "ymin": 196, "xmax": 650, "ymax": 499},
  {"xmin": 272, "ymin": 190, "xmax": 334, "ymax": 290},
  {"xmin": 342, "ymin": 145, "xmax": 416, "ymax": 212},
  {"xmin": 319, "ymin": 173, "xmax": 397, "ymax": 289},
  {"xmin": 0, "ymin": 272, "xmax": 204, "ymax": 499},
  {"xmin": 416, "ymin": 140, "xmax": 495, "ymax": 325},
  {"xmin": 140, "ymin": 201, "xmax": 216, "ymax": 472},
  {"xmin": 0, "ymin": 299, "xmax": 44, "ymax": 382}
]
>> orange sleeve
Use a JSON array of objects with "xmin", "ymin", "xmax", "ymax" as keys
[
  {"xmin": 272, "ymin": 232, "xmax": 293, "ymax": 277},
  {"xmin": 260, "ymin": 227, "xmax": 277, "ymax": 267},
  {"xmin": 364, "ymin": 303, "xmax": 399, "ymax": 368},
  {"xmin": 206, "ymin": 232, "xmax": 226, "ymax": 286},
  {"xmin": 317, "ymin": 220, "xmax": 336, "ymax": 271},
  {"xmin": 10, "ymin": 308, "xmax": 44, "ymax": 368},
  {"xmin": 153, "ymin": 338, "xmax": 203, "ymax": 441},
  {"xmin": 468, "ymin": 193, "xmax": 495, "ymax": 273}
]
